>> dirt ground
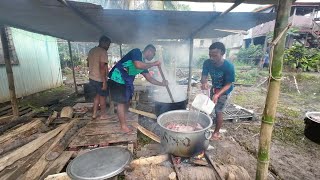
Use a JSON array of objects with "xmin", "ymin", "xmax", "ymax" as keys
[{"xmin": 210, "ymin": 72, "xmax": 320, "ymax": 180}]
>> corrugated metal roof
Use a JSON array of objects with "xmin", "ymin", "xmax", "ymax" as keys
[{"xmin": 0, "ymin": 0, "xmax": 276, "ymax": 43}]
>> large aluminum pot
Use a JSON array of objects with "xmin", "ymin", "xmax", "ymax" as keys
[{"xmin": 157, "ymin": 110, "xmax": 213, "ymax": 157}]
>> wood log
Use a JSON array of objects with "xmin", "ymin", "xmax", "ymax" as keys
[
  {"xmin": 60, "ymin": 106, "xmax": 74, "ymax": 119},
  {"xmin": 0, "ymin": 124, "xmax": 65, "ymax": 172},
  {"xmin": 0, "ymin": 133, "xmax": 43, "ymax": 155},
  {"xmin": 0, "ymin": 118, "xmax": 43, "ymax": 145},
  {"xmin": 40, "ymin": 151, "xmax": 74, "ymax": 180},
  {"xmin": 0, "ymin": 138, "xmax": 54, "ymax": 180},
  {"xmin": 132, "ymin": 122, "xmax": 160, "ymax": 143},
  {"xmin": 46, "ymin": 119, "xmax": 88, "ymax": 161},
  {"xmin": 45, "ymin": 111, "xmax": 58, "ymax": 126},
  {"xmin": 130, "ymin": 154, "xmax": 169, "ymax": 168},
  {"xmin": 125, "ymin": 165, "xmax": 174, "ymax": 180},
  {"xmin": 129, "ymin": 108, "xmax": 157, "ymax": 119},
  {"xmin": 24, "ymin": 119, "xmax": 80, "ymax": 179},
  {"xmin": 0, "ymin": 110, "xmax": 37, "ymax": 135},
  {"xmin": 44, "ymin": 172, "xmax": 71, "ymax": 180}
]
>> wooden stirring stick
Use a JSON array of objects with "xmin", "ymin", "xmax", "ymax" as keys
[{"xmin": 158, "ymin": 66, "xmax": 174, "ymax": 103}]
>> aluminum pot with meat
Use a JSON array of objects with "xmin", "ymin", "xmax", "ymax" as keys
[{"xmin": 157, "ymin": 110, "xmax": 213, "ymax": 157}]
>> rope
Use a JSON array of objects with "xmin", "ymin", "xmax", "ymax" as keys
[{"xmin": 268, "ymin": 23, "xmax": 292, "ymax": 81}]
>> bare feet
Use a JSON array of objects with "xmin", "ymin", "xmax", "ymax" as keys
[
  {"xmin": 99, "ymin": 114, "xmax": 109, "ymax": 120},
  {"xmin": 92, "ymin": 114, "xmax": 97, "ymax": 119},
  {"xmin": 121, "ymin": 126, "xmax": 136, "ymax": 134},
  {"xmin": 211, "ymin": 132, "xmax": 222, "ymax": 141}
]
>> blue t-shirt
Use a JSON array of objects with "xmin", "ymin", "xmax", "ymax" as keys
[
  {"xmin": 109, "ymin": 48, "xmax": 148, "ymax": 84},
  {"xmin": 202, "ymin": 59, "xmax": 235, "ymax": 95}
]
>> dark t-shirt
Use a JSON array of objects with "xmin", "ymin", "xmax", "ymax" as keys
[
  {"xmin": 109, "ymin": 48, "xmax": 148, "ymax": 84},
  {"xmin": 202, "ymin": 59, "xmax": 235, "ymax": 95}
]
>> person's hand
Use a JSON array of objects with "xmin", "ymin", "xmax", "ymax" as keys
[
  {"xmin": 153, "ymin": 61, "xmax": 161, "ymax": 67},
  {"xmin": 101, "ymin": 82, "xmax": 107, "ymax": 91},
  {"xmin": 162, "ymin": 80, "xmax": 168, "ymax": 86},
  {"xmin": 201, "ymin": 83, "xmax": 209, "ymax": 90},
  {"xmin": 212, "ymin": 94, "xmax": 220, "ymax": 104}
]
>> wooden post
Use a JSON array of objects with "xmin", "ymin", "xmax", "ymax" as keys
[
  {"xmin": 67, "ymin": 40, "xmax": 78, "ymax": 94},
  {"xmin": 0, "ymin": 26, "xmax": 19, "ymax": 117},
  {"xmin": 187, "ymin": 38, "xmax": 194, "ymax": 101},
  {"xmin": 256, "ymin": 0, "xmax": 292, "ymax": 180}
]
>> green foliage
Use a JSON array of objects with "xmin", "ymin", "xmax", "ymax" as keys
[
  {"xmin": 267, "ymin": 27, "xmax": 300, "ymax": 42},
  {"xmin": 236, "ymin": 44, "xmax": 263, "ymax": 65},
  {"xmin": 235, "ymin": 68, "xmax": 260, "ymax": 85},
  {"xmin": 164, "ymin": 1, "xmax": 191, "ymax": 11},
  {"xmin": 196, "ymin": 54, "xmax": 208, "ymax": 68},
  {"xmin": 284, "ymin": 44, "xmax": 320, "ymax": 71},
  {"xmin": 58, "ymin": 42, "xmax": 84, "ymax": 68}
]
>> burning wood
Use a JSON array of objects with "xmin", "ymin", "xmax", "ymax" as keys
[{"xmin": 165, "ymin": 122, "xmax": 203, "ymax": 132}]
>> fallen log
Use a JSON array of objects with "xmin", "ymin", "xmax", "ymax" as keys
[
  {"xmin": 129, "ymin": 108, "xmax": 157, "ymax": 119},
  {"xmin": 0, "ymin": 133, "xmax": 43, "ymax": 155},
  {"xmin": 24, "ymin": 119, "xmax": 80, "ymax": 179},
  {"xmin": 0, "ymin": 110, "xmax": 37, "ymax": 135},
  {"xmin": 130, "ymin": 154, "xmax": 169, "ymax": 168},
  {"xmin": 132, "ymin": 122, "xmax": 160, "ymax": 143},
  {"xmin": 0, "ymin": 118, "xmax": 43, "ymax": 145},
  {"xmin": 40, "ymin": 151, "xmax": 74, "ymax": 180},
  {"xmin": 46, "ymin": 119, "xmax": 88, "ymax": 161},
  {"xmin": 60, "ymin": 106, "xmax": 74, "ymax": 119},
  {"xmin": 0, "ymin": 124, "xmax": 66, "ymax": 172},
  {"xmin": 125, "ymin": 165, "xmax": 175, "ymax": 180},
  {"xmin": 45, "ymin": 111, "xmax": 58, "ymax": 126}
]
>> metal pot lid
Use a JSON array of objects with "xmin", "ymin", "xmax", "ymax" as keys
[{"xmin": 67, "ymin": 147, "xmax": 132, "ymax": 180}]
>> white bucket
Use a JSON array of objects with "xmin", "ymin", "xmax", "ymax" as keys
[{"xmin": 191, "ymin": 91, "xmax": 215, "ymax": 115}]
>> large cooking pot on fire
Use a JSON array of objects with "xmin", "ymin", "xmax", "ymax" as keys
[
  {"xmin": 153, "ymin": 86, "xmax": 188, "ymax": 116},
  {"xmin": 157, "ymin": 110, "xmax": 213, "ymax": 157}
]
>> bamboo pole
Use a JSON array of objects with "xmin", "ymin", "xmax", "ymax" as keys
[
  {"xmin": 256, "ymin": 0, "xmax": 292, "ymax": 180},
  {"xmin": 68, "ymin": 40, "xmax": 78, "ymax": 94},
  {"xmin": 0, "ymin": 25, "xmax": 19, "ymax": 117},
  {"xmin": 187, "ymin": 38, "xmax": 193, "ymax": 101}
]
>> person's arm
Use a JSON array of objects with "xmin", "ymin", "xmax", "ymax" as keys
[
  {"xmin": 99, "ymin": 53, "xmax": 108, "ymax": 90},
  {"xmin": 142, "ymin": 72, "xmax": 167, "ymax": 86},
  {"xmin": 134, "ymin": 60, "xmax": 161, "ymax": 70}
]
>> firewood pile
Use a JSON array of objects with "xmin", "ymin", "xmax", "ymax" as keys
[{"xmin": 0, "ymin": 106, "xmax": 89, "ymax": 180}]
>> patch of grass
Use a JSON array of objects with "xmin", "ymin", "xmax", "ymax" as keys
[
  {"xmin": 277, "ymin": 105, "xmax": 300, "ymax": 119},
  {"xmin": 273, "ymin": 118, "xmax": 305, "ymax": 144},
  {"xmin": 236, "ymin": 69, "xmax": 260, "ymax": 85},
  {"xmin": 137, "ymin": 131, "xmax": 154, "ymax": 147}
]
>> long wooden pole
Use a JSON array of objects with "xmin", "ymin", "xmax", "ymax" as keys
[
  {"xmin": 256, "ymin": 0, "xmax": 292, "ymax": 179},
  {"xmin": 0, "ymin": 26, "xmax": 19, "ymax": 117},
  {"xmin": 158, "ymin": 66, "xmax": 174, "ymax": 103},
  {"xmin": 67, "ymin": 40, "xmax": 78, "ymax": 94},
  {"xmin": 187, "ymin": 38, "xmax": 194, "ymax": 101}
]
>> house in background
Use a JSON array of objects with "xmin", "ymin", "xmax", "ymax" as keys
[
  {"xmin": 218, "ymin": 2, "xmax": 320, "ymax": 59},
  {"xmin": 0, "ymin": 27, "xmax": 62, "ymax": 103}
]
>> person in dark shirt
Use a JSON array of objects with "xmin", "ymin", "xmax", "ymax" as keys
[
  {"xmin": 108, "ymin": 44, "xmax": 168, "ymax": 133},
  {"xmin": 200, "ymin": 42, "xmax": 235, "ymax": 140}
]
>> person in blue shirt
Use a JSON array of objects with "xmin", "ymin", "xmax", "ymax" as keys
[
  {"xmin": 200, "ymin": 42, "xmax": 235, "ymax": 140},
  {"xmin": 263, "ymin": 48, "xmax": 270, "ymax": 68},
  {"xmin": 108, "ymin": 44, "xmax": 168, "ymax": 133}
]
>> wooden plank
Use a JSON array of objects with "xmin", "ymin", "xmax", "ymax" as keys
[
  {"xmin": 0, "ymin": 118, "xmax": 43, "ymax": 145},
  {"xmin": 129, "ymin": 108, "xmax": 157, "ymax": 119},
  {"xmin": 69, "ymin": 113, "xmax": 138, "ymax": 147},
  {"xmin": 0, "ymin": 115, "xmax": 13, "ymax": 125},
  {"xmin": 40, "ymin": 151, "xmax": 74, "ymax": 180},
  {"xmin": 0, "ymin": 110, "xmax": 37, "ymax": 135},
  {"xmin": 24, "ymin": 120, "xmax": 78, "ymax": 179},
  {"xmin": 44, "ymin": 172, "xmax": 71, "ymax": 180},
  {"xmin": 0, "ymin": 139, "xmax": 54, "ymax": 180},
  {"xmin": 0, "ymin": 124, "xmax": 66, "ymax": 172}
]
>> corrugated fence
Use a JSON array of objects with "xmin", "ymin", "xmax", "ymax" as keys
[{"xmin": 0, "ymin": 27, "xmax": 62, "ymax": 103}]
